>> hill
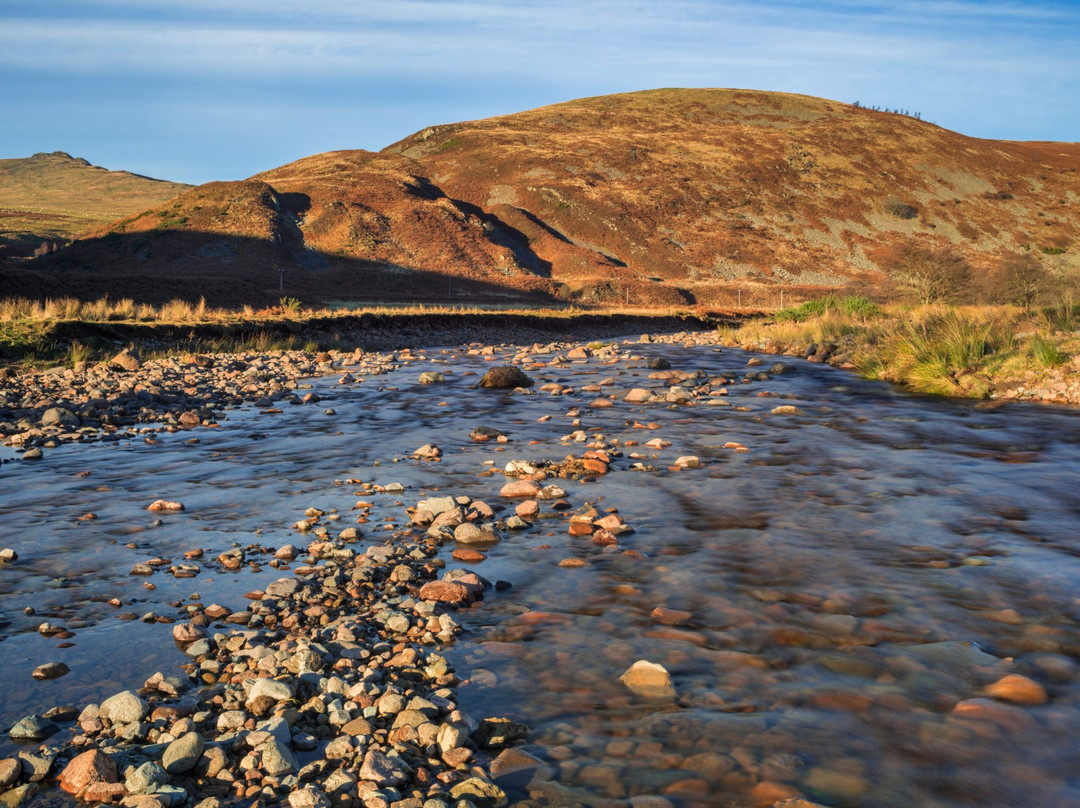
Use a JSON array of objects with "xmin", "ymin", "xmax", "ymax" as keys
[
  {"xmin": 0, "ymin": 151, "xmax": 191, "ymax": 260},
  {"xmin": 13, "ymin": 91, "xmax": 1080, "ymax": 307}
]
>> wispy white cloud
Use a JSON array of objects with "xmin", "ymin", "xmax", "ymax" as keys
[{"xmin": 1, "ymin": 0, "xmax": 1077, "ymax": 182}]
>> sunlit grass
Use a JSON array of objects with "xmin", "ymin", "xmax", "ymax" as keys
[{"xmin": 728, "ymin": 301, "xmax": 1075, "ymax": 398}]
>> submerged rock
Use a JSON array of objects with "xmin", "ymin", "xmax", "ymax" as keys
[{"xmin": 619, "ymin": 660, "xmax": 677, "ymax": 699}]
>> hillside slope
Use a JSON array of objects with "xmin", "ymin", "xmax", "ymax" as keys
[
  {"xmin": 0, "ymin": 151, "xmax": 190, "ymax": 259},
  {"xmin": 15, "ymin": 90, "xmax": 1080, "ymax": 307},
  {"xmin": 388, "ymin": 89, "xmax": 1080, "ymax": 304}
]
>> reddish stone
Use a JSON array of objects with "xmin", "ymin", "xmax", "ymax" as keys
[
  {"xmin": 591, "ymin": 529, "xmax": 619, "ymax": 546},
  {"xmin": 418, "ymin": 581, "xmax": 472, "ymax": 604},
  {"xmin": 147, "ymin": 500, "xmax": 184, "ymax": 512},
  {"xmin": 984, "ymin": 674, "xmax": 1048, "ymax": 705},
  {"xmin": 582, "ymin": 458, "xmax": 609, "ymax": 474},
  {"xmin": 515, "ymin": 500, "xmax": 540, "ymax": 518},
  {"xmin": 950, "ymin": 698, "xmax": 1037, "ymax": 731},
  {"xmin": 82, "ymin": 781, "xmax": 128, "ymax": 803},
  {"xmin": 643, "ymin": 627, "xmax": 710, "ymax": 646},
  {"xmin": 568, "ymin": 517, "xmax": 594, "ymax": 536},
  {"xmin": 650, "ymin": 606, "xmax": 693, "ymax": 625},
  {"xmin": 452, "ymin": 548, "xmax": 487, "ymax": 562},
  {"xmin": 171, "ymin": 622, "xmax": 206, "ymax": 644},
  {"xmin": 750, "ymin": 781, "xmax": 803, "ymax": 806},
  {"xmin": 594, "ymin": 513, "xmax": 628, "ymax": 532},
  {"xmin": 59, "ymin": 749, "xmax": 120, "ymax": 797},
  {"xmin": 500, "ymin": 480, "xmax": 542, "ymax": 498},
  {"xmin": 810, "ymin": 690, "xmax": 874, "ymax": 711}
]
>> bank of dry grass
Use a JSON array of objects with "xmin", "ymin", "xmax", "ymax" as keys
[
  {"xmin": 0, "ymin": 295, "xmax": 716, "ymax": 366},
  {"xmin": 724, "ymin": 296, "xmax": 1079, "ymax": 398}
]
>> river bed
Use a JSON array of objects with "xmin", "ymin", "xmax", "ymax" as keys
[{"xmin": 2, "ymin": 336, "xmax": 1080, "ymax": 808}]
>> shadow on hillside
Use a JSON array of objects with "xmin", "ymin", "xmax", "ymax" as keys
[{"xmin": 0, "ymin": 229, "xmax": 561, "ymax": 308}]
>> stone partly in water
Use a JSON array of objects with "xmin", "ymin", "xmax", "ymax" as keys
[
  {"xmin": 619, "ymin": 660, "xmax": 677, "ymax": 699},
  {"xmin": 31, "ymin": 662, "xmax": 70, "ymax": 680},
  {"xmin": 8, "ymin": 715, "xmax": 58, "ymax": 741},
  {"xmin": 478, "ymin": 366, "xmax": 534, "ymax": 389}
]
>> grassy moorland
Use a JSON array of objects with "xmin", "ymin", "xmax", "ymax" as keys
[
  {"xmin": 0, "ymin": 152, "xmax": 190, "ymax": 257},
  {"xmin": 721, "ymin": 295, "xmax": 1079, "ymax": 399}
]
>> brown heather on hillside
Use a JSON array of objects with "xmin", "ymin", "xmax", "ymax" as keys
[
  {"xmin": 0, "ymin": 151, "xmax": 191, "ymax": 259},
  {"xmin": 8, "ymin": 90, "xmax": 1080, "ymax": 308}
]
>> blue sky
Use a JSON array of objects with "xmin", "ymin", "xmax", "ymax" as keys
[{"xmin": 2, "ymin": 0, "xmax": 1078, "ymax": 185}]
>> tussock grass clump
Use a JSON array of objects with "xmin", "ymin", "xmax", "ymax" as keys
[
  {"xmin": 731, "ymin": 301, "xmax": 1077, "ymax": 399},
  {"xmin": 1031, "ymin": 336, "xmax": 1068, "ymax": 368},
  {"xmin": 774, "ymin": 295, "xmax": 882, "ymax": 323},
  {"xmin": 870, "ymin": 310, "xmax": 1006, "ymax": 396}
]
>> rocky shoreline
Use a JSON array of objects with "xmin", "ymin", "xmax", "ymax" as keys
[
  {"xmin": 2, "ymin": 491, "xmax": 539, "ymax": 808},
  {"xmin": 0, "ymin": 328, "xmax": 733, "ymax": 808},
  {"xmin": 0, "ymin": 314, "xmax": 727, "ymax": 460}
]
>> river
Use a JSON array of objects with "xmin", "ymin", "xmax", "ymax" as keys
[{"xmin": 2, "ymin": 335, "xmax": 1079, "ymax": 808}]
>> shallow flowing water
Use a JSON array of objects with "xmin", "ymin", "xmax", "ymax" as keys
[{"xmin": 3, "ymin": 338, "xmax": 1080, "ymax": 807}]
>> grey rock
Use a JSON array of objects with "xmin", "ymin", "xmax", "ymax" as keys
[
  {"xmin": 247, "ymin": 677, "xmax": 294, "ymax": 704},
  {"xmin": 358, "ymin": 749, "xmax": 410, "ymax": 786},
  {"xmin": 40, "ymin": 408, "xmax": 78, "ymax": 428},
  {"xmin": 0, "ymin": 783, "xmax": 36, "ymax": 807},
  {"xmin": 16, "ymin": 751, "xmax": 54, "ymax": 783},
  {"xmin": 619, "ymin": 660, "xmax": 677, "ymax": 699},
  {"xmin": 126, "ymin": 761, "xmax": 168, "ymax": 795},
  {"xmin": 7, "ymin": 716, "xmax": 57, "ymax": 741},
  {"xmin": 100, "ymin": 690, "xmax": 149, "ymax": 724},
  {"xmin": 288, "ymin": 785, "xmax": 331, "ymax": 808},
  {"xmin": 260, "ymin": 738, "xmax": 297, "ymax": 776},
  {"xmin": 265, "ymin": 578, "xmax": 300, "ymax": 597},
  {"xmin": 162, "ymin": 731, "xmax": 204, "ymax": 774}
]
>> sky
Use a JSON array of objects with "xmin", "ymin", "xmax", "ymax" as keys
[{"xmin": 2, "ymin": 0, "xmax": 1079, "ymax": 185}]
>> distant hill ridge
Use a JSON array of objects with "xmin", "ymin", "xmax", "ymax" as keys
[
  {"xmin": 0, "ymin": 151, "xmax": 191, "ymax": 260},
  {"xmin": 8, "ymin": 89, "xmax": 1080, "ymax": 307}
]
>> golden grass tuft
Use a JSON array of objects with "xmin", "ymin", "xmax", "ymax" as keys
[{"xmin": 729, "ymin": 302, "xmax": 1075, "ymax": 398}]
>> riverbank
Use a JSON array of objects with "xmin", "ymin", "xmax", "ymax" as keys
[
  {"xmin": 0, "ymin": 302, "xmax": 729, "ymax": 367},
  {"xmin": 0, "ymin": 314, "xmax": 725, "ymax": 458},
  {"xmin": 719, "ymin": 298, "xmax": 1080, "ymax": 406}
]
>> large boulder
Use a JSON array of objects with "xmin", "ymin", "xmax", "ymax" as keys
[{"xmin": 478, "ymin": 366, "xmax": 533, "ymax": 389}]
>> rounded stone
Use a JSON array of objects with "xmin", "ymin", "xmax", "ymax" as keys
[
  {"xmin": 100, "ymin": 690, "xmax": 149, "ymax": 724},
  {"xmin": 162, "ymin": 731, "xmax": 204, "ymax": 774}
]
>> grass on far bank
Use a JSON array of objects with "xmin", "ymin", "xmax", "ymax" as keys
[
  {"xmin": 724, "ymin": 295, "xmax": 1079, "ymax": 398},
  {"xmin": 0, "ymin": 294, "xmax": 714, "ymax": 367}
]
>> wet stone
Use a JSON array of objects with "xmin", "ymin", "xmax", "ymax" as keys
[
  {"xmin": 31, "ymin": 662, "xmax": 70, "ymax": 680},
  {"xmin": 7, "ymin": 715, "xmax": 58, "ymax": 741}
]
